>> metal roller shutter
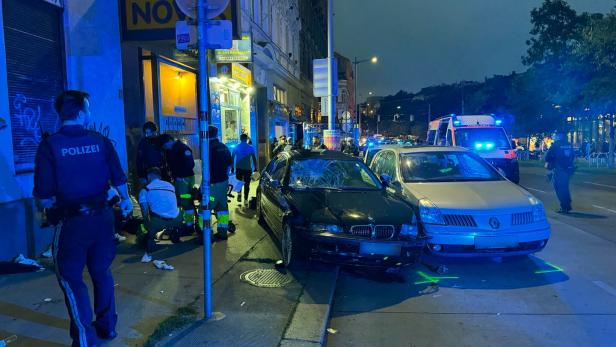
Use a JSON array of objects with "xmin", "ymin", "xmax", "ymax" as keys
[{"xmin": 2, "ymin": 0, "xmax": 65, "ymax": 173}]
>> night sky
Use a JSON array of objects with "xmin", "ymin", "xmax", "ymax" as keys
[{"xmin": 334, "ymin": 0, "xmax": 616, "ymax": 101}]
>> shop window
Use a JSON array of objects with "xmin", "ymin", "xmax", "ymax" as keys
[{"xmin": 159, "ymin": 61, "xmax": 197, "ymax": 118}]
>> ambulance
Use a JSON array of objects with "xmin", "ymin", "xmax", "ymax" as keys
[{"xmin": 427, "ymin": 115, "xmax": 520, "ymax": 183}]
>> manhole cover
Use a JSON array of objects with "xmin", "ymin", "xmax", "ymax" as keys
[{"xmin": 240, "ymin": 269, "xmax": 293, "ymax": 288}]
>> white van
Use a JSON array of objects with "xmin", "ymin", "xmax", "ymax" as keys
[{"xmin": 427, "ymin": 115, "xmax": 520, "ymax": 183}]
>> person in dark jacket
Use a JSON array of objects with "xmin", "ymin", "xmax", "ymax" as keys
[
  {"xmin": 136, "ymin": 122, "xmax": 164, "ymax": 185},
  {"xmin": 206, "ymin": 126, "xmax": 233, "ymax": 240},
  {"xmin": 232, "ymin": 134, "xmax": 258, "ymax": 206},
  {"xmin": 160, "ymin": 134, "xmax": 196, "ymax": 228},
  {"xmin": 545, "ymin": 130, "xmax": 575, "ymax": 213}
]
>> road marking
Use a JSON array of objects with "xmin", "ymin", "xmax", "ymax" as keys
[
  {"xmin": 593, "ymin": 281, "xmax": 616, "ymax": 297},
  {"xmin": 592, "ymin": 205, "xmax": 616, "ymax": 214},
  {"xmin": 526, "ymin": 187, "xmax": 548, "ymax": 194},
  {"xmin": 584, "ymin": 181, "xmax": 616, "ymax": 189}
]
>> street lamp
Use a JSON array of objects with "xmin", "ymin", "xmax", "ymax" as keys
[{"xmin": 353, "ymin": 55, "xmax": 378, "ymax": 138}]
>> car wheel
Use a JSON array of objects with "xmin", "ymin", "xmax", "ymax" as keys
[{"xmin": 281, "ymin": 223, "xmax": 304, "ymax": 269}]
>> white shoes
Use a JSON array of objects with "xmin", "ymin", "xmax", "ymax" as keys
[
  {"xmin": 141, "ymin": 253, "xmax": 152, "ymax": 263},
  {"xmin": 115, "ymin": 233, "xmax": 127, "ymax": 242}
]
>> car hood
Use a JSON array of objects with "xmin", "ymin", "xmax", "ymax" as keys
[
  {"xmin": 403, "ymin": 180, "xmax": 534, "ymax": 212},
  {"xmin": 286, "ymin": 190, "xmax": 414, "ymax": 226}
]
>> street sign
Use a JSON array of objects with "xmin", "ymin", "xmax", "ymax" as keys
[
  {"xmin": 205, "ymin": 20, "xmax": 233, "ymax": 49},
  {"xmin": 313, "ymin": 58, "xmax": 337, "ymax": 98},
  {"xmin": 175, "ymin": 0, "xmax": 229, "ymax": 19},
  {"xmin": 175, "ymin": 21, "xmax": 196, "ymax": 50},
  {"xmin": 176, "ymin": 20, "xmax": 232, "ymax": 50}
]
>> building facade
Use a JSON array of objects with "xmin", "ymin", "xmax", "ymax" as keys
[
  {"xmin": 0, "ymin": 0, "xmax": 127, "ymax": 260},
  {"xmin": 0, "ymin": 0, "xmax": 316, "ymax": 260}
]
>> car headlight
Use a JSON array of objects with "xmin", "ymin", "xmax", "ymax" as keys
[
  {"xmin": 419, "ymin": 199, "xmax": 445, "ymax": 225},
  {"xmin": 400, "ymin": 224, "xmax": 418, "ymax": 237},
  {"xmin": 530, "ymin": 198, "xmax": 546, "ymax": 222},
  {"xmin": 310, "ymin": 224, "xmax": 342, "ymax": 234}
]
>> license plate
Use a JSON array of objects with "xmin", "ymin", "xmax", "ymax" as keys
[
  {"xmin": 360, "ymin": 242, "xmax": 402, "ymax": 256},
  {"xmin": 475, "ymin": 236, "xmax": 518, "ymax": 249}
]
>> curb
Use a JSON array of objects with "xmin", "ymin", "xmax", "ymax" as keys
[{"xmin": 279, "ymin": 266, "xmax": 340, "ymax": 347}]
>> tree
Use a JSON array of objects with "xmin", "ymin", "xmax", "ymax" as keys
[
  {"xmin": 523, "ymin": 0, "xmax": 588, "ymax": 67},
  {"xmin": 577, "ymin": 12, "xmax": 616, "ymax": 166}
]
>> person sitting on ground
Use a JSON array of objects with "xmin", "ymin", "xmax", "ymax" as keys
[{"xmin": 137, "ymin": 167, "xmax": 182, "ymax": 269}]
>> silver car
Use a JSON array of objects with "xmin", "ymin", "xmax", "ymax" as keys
[{"xmin": 369, "ymin": 146, "xmax": 550, "ymax": 257}]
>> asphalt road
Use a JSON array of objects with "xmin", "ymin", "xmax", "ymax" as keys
[{"xmin": 326, "ymin": 164, "xmax": 616, "ymax": 347}]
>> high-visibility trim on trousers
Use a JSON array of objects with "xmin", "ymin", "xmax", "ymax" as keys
[{"xmin": 53, "ymin": 224, "xmax": 88, "ymax": 347}]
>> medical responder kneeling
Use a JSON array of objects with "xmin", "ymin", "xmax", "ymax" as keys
[
  {"xmin": 137, "ymin": 167, "xmax": 182, "ymax": 269},
  {"xmin": 33, "ymin": 90, "xmax": 132, "ymax": 346}
]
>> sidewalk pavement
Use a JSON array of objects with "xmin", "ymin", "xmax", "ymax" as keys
[{"xmin": 0, "ymin": 192, "xmax": 338, "ymax": 347}]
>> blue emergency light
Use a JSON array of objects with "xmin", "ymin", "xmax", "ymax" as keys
[
  {"xmin": 495, "ymin": 119, "xmax": 503, "ymax": 126},
  {"xmin": 474, "ymin": 142, "xmax": 495, "ymax": 150},
  {"xmin": 453, "ymin": 120, "xmax": 462, "ymax": 126}
]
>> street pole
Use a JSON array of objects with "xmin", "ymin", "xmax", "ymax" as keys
[
  {"xmin": 323, "ymin": 0, "xmax": 339, "ymax": 150},
  {"xmin": 354, "ymin": 57, "xmax": 359, "ymax": 139},
  {"xmin": 197, "ymin": 0, "xmax": 212, "ymax": 320}
]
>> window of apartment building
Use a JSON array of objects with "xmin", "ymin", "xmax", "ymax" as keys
[{"xmin": 273, "ymin": 85, "xmax": 287, "ymax": 105}]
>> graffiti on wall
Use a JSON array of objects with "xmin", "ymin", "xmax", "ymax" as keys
[{"xmin": 87, "ymin": 121, "xmax": 117, "ymax": 147}]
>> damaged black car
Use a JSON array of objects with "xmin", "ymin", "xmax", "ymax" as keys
[{"xmin": 256, "ymin": 150, "xmax": 424, "ymax": 268}]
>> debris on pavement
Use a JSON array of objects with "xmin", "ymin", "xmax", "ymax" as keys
[
  {"xmin": 0, "ymin": 335, "xmax": 17, "ymax": 347},
  {"xmin": 240, "ymin": 301, "xmax": 246, "ymax": 307},
  {"xmin": 419, "ymin": 284, "xmax": 439, "ymax": 295},
  {"xmin": 327, "ymin": 328, "xmax": 338, "ymax": 335},
  {"xmin": 153, "ymin": 260, "xmax": 174, "ymax": 270},
  {"xmin": 13, "ymin": 254, "xmax": 44, "ymax": 271},
  {"xmin": 43, "ymin": 298, "xmax": 52, "ymax": 302},
  {"xmin": 432, "ymin": 294, "xmax": 442, "ymax": 298}
]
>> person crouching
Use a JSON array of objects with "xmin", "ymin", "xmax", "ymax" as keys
[{"xmin": 137, "ymin": 167, "xmax": 181, "ymax": 269}]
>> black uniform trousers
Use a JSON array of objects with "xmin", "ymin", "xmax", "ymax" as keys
[
  {"xmin": 53, "ymin": 208, "xmax": 117, "ymax": 346},
  {"xmin": 553, "ymin": 169, "xmax": 572, "ymax": 211}
]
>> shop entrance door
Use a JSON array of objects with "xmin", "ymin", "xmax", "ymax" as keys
[{"xmin": 222, "ymin": 107, "xmax": 241, "ymax": 144}]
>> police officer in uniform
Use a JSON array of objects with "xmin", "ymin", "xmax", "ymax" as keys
[
  {"xmin": 160, "ymin": 134, "xmax": 196, "ymax": 229},
  {"xmin": 33, "ymin": 90, "xmax": 133, "ymax": 346},
  {"xmin": 545, "ymin": 130, "xmax": 575, "ymax": 213}
]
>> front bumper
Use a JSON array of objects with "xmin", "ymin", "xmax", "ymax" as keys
[
  {"xmin": 424, "ymin": 226, "xmax": 550, "ymax": 257},
  {"xmin": 301, "ymin": 233, "xmax": 425, "ymax": 267}
]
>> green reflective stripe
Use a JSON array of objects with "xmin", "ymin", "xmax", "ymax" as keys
[{"xmin": 180, "ymin": 194, "xmax": 192, "ymax": 199}]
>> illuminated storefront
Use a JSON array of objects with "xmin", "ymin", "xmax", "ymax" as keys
[
  {"xmin": 210, "ymin": 63, "xmax": 255, "ymax": 150},
  {"xmin": 140, "ymin": 51, "xmax": 199, "ymax": 154}
]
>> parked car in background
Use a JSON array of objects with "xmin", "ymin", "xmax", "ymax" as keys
[
  {"xmin": 256, "ymin": 150, "xmax": 424, "ymax": 268},
  {"xmin": 370, "ymin": 146, "xmax": 550, "ymax": 257}
]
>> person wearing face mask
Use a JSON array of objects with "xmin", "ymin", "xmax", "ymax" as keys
[
  {"xmin": 33, "ymin": 90, "xmax": 132, "ymax": 346},
  {"xmin": 136, "ymin": 121, "xmax": 164, "ymax": 186}
]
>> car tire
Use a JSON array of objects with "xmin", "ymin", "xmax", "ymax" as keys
[{"xmin": 281, "ymin": 223, "xmax": 305, "ymax": 269}]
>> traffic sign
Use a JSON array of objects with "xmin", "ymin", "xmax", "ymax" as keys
[
  {"xmin": 175, "ymin": 0, "xmax": 229, "ymax": 19},
  {"xmin": 313, "ymin": 58, "xmax": 337, "ymax": 98}
]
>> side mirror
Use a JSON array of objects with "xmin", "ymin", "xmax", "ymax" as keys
[
  {"xmin": 380, "ymin": 174, "xmax": 392, "ymax": 186},
  {"xmin": 391, "ymin": 180, "xmax": 403, "ymax": 193}
]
